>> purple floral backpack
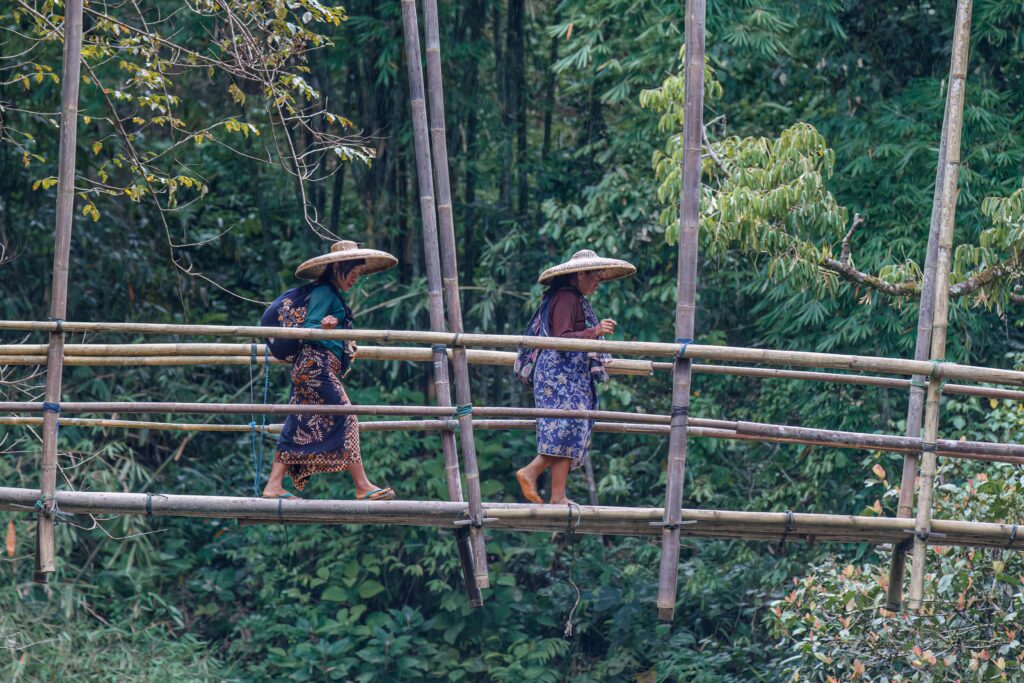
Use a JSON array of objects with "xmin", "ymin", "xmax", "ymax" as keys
[{"xmin": 513, "ymin": 293, "xmax": 555, "ymax": 385}]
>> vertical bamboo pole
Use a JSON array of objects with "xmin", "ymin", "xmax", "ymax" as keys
[
  {"xmin": 34, "ymin": 0, "xmax": 85, "ymax": 584},
  {"xmin": 885, "ymin": 21, "xmax": 955, "ymax": 612},
  {"xmin": 656, "ymin": 0, "xmax": 705, "ymax": 622},
  {"xmin": 908, "ymin": 0, "xmax": 973, "ymax": 613},
  {"xmin": 421, "ymin": 0, "xmax": 489, "ymax": 589},
  {"xmin": 400, "ymin": 0, "xmax": 482, "ymax": 606}
]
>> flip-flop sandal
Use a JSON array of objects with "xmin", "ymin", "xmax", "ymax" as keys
[
  {"xmin": 357, "ymin": 488, "xmax": 395, "ymax": 501},
  {"xmin": 262, "ymin": 491, "xmax": 298, "ymax": 499}
]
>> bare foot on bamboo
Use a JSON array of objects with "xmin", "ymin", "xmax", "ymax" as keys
[
  {"xmin": 549, "ymin": 497, "xmax": 576, "ymax": 506},
  {"xmin": 515, "ymin": 469, "xmax": 543, "ymax": 504}
]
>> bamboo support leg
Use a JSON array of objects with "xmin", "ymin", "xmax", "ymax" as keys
[
  {"xmin": 35, "ymin": 0, "xmax": 85, "ymax": 584},
  {"xmin": 885, "ymin": 12, "xmax": 952, "ymax": 612},
  {"xmin": 400, "ymin": 0, "xmax": 480, "ymax": 605},
  {"xmin": 656, "ymin": 0, "xmax": 706, "ymax": 623},
  {"xmin": 908, "ymin": 0, "xmax": 973, "ymax": 613},
  {"xmin": 422, "ymin": 0, "xmax": 489, "ymax": 589}
]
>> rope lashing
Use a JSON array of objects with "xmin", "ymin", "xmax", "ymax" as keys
[
  {"xmin": 916, "ymin": 529, "xmax": 931, "ymax": 542},
  {"xmin": 670, "ymin": 405, "xmax": 689, "ymax": 419},
  {"xmin": 34, "ymin": 495, "xmax": 72, "ymax": 525},
  {"xmin": 563, "ymin": 501, "xmax": 582, "ymax": 640},
  {"xmin": 49, "ymin": 317, "xmax": 64, "ymax": 334},
  {"xmin": 431, "ymin": 344, "xmax": 447, "ymax": 369},
  {"xmin": 1008, "ymin": 524, "xmax": 1019, "ymax": 549},
  {"xmin": 453, "ymin": 404, "xmax": 473, "ymax": 418},
  {"xmin": 921, "ymin": 442, "xmax": 938, "ymax": 453},
  {"xmin": 910, "ymin": 378, "xmax": 928, "ymax": 390},
  {"xmin": 42, "ymin": 402, "xmax": 61, "ymax": 433},
  {"xmin": 676, "ymin": 338, "xmax": 693, "ymax": 359},
  {"xmin": 144, "ymin": 492, "xmax": 167, "ymax": 525},
  {"xmin": 929, "ymin": 359, "xmax": 949, "ymax": 390},
  {"xmin": 773, "ymin": 510, "xmax": 795, "ymax": 554}
]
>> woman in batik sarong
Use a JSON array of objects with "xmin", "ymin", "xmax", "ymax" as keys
[
  {"xmin": 515, "ymin": 249, "xmax": 636, "ymax": 505},
  {"xmin": 262, "ymin": 241, "xmax": 399, "ymax": 501}
]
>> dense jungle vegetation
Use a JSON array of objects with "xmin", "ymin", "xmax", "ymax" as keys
[{"xmin": 2, "ymin": 0, "xmax": 1024, "ymax": 680}]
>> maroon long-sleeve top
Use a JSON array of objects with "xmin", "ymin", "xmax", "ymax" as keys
[{"xmin": 548, "ymin": 289, "xmax": 601, "ymax": 340}]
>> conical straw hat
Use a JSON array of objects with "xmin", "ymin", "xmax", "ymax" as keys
[
  {"xmin": 538, "ymin": 249, "xmax": 636, "ymax": 285},
  {"xmin": 295, "ymin": 240, "xmax": 398, "ymax": 280}
]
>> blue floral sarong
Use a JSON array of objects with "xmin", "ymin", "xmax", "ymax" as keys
[{"xmin": 533, "ymin": 293, "xmax": 608, "ymax": 470}]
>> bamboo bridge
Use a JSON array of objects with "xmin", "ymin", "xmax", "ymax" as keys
[{"xmin": 0, "ymin": 0, "xmax": 1010, "ymax": 623}]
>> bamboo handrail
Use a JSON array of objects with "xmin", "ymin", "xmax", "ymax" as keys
[{"xmin": 3, "ymin": 320, "xmax": 1023, "ymax": 387}]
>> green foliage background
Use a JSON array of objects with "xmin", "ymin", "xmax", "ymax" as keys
[{"xmin": 2, "ymin": 0, "xmax": 1024, "ymax": 680}]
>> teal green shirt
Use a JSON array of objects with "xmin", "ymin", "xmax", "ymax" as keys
[{"xmin": 302, "ymin": 284, "xmax": 351, "ymax": 364}]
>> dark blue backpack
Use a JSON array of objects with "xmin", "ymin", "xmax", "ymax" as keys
[{"xmin": 260, "ymin": 283, "xmax": 319, "ymax": 362}]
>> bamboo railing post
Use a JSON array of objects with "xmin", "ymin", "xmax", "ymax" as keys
[
  {"xmin": 34, "ymin": 0, "xmax": 85, "ymax": 584},
  {"xmin": 421, "ymin": 0, "xmax": 489, "ymax": 589},
  {"xmin": 399, "ymin": 0, "xmax": 481, "ymax": 607},
  {"xmin": 885, "ymin": 6, "xmax": 956, "ymax": 612},
  {"xmin": 656, "ymin": 0, "xmax": 706, "ymax": 622},
  {"xmin": 908, "ymin": 0, "xmax": 973, "ymax": 613}
]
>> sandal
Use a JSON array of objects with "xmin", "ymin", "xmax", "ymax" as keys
[
  {"xmin": 262, "ymin": 491, "xmax": 298, "ymax": 499},
  {"xmin": 357, "ymin": 487, "xmax": 395, "ymax": 501}
]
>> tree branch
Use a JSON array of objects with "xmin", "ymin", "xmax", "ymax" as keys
[{"xmin": 820, "ymin": 257, "xmax": 920, "ymax": 297}]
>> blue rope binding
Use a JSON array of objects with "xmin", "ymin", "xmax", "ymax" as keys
[
  {"xmin": 676, "ymin": 338, "xmax": 693, "ymax": 359},
  {"xmin": 43, "ymin": 401, "xmax": 61, "ymax": 435}
]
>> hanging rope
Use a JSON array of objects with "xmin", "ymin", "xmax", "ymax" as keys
[
  {"xmin": 563, "ymin": 501, "xmax": 582, "ymax": 640},
  {"xmin": 257, "ymin": 344, "xmax": 270, "ymax": 496},
  {"xmin": 249, "ymin": 344, "xmax": 270, "ymax": 497}
]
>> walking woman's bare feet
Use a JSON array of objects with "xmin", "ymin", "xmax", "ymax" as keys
[
  {"xmin": 549, "ymin": 497, "xmax": 575, "ymax": 506},
  {"xmin": 515, "ymin": 469, "xmax": 543, "ymax": 504}
]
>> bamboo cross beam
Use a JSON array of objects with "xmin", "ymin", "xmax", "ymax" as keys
[
  {"xmin": 420, "ymin": 0, "xmax": 488, "ymax": 588},
  {"xmin": 909, "ymin": 0, "xmax": 974, "ymax": 613},
  {"xmin": 657, "ymin": 0, "xmax": 706, "ymax": 623},
  {"xmin": 1, "ymin": 486, "xmax": 1022, "ymax": 550},
  {"xmin": 400, "ymin": 0, "xmax": 485, "ymax": 602},
  {"xmin": 5, "ymin": 414, "xmax": 1024, "ymax": 468},
  {"xmin": 34, "ymin": 0, "xmax": 85, "ymax": 585},
  {"xmin": 3, "ymin": 347, "xmax": 1021, "ymax": 403},
  {"xmin": 4, "ymin": 320, "xmax": 1024, "ymax": 386}
]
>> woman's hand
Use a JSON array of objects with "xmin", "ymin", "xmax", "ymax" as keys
[
  {"xmin": 321, "ymin": 315, "xmax": 339, "ymax": 330},
  {"xmin": 594, "ymin": 319, "xmax": 617, "ymax": 336}
]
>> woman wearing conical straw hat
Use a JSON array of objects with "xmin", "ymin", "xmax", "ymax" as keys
[
  {"xmin": 514, "ymin": 249, "xmax": 636, "ymax": 505},
  {"xmin": 262, "ymin": 241, "xmax": 399, "ymax": 501}
]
